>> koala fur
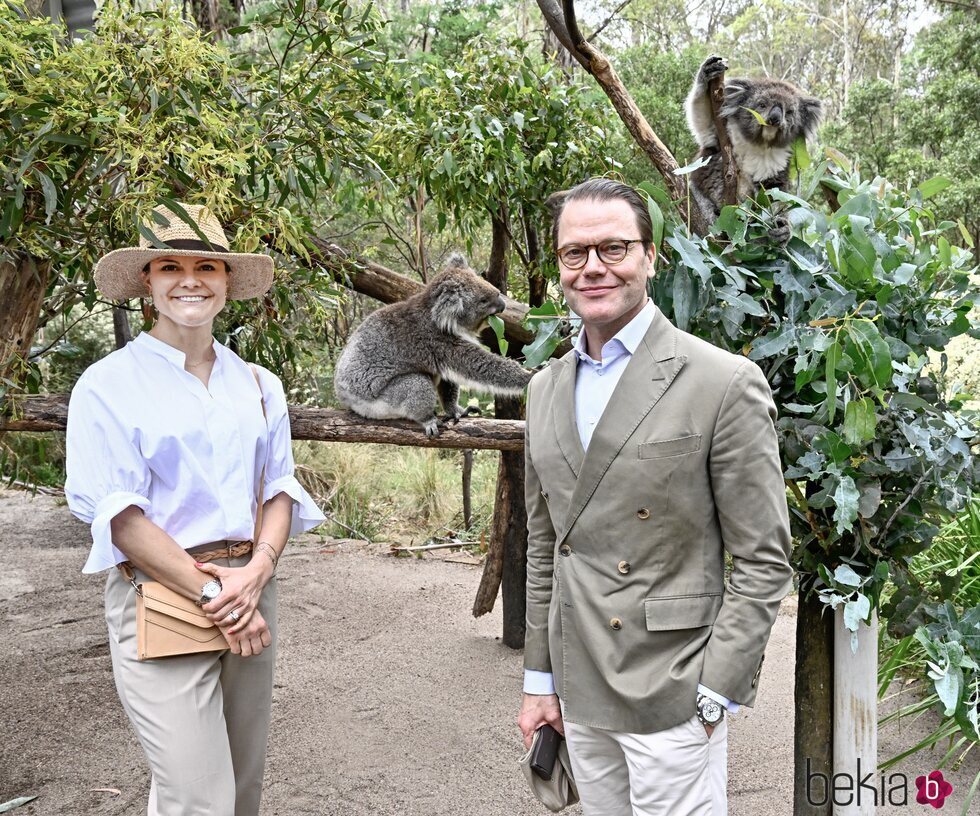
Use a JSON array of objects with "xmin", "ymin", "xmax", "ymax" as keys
[
  {"xmin": 685, "ymin": 55, "xmax": 822, "ymax": 236},
  {"xmin": 334, "ymin": 254, "xmax": 532, "ymax": 437}
]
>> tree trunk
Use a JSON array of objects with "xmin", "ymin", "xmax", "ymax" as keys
[
  {"xmin": 523, "ymin": 207, "xmax": 546, "ymax": 308},
  {"xmin": 112, "ymin": 305, "xmax": 133, "ymax": 349},
  {"xmin": 794, "ymin": 590, "xmax": 834, "ymax": 816},
  {"xmin": 472, "ymin": 207, "xmax": 528, "ymax": 647},
  {"xmin": 462, "ymin": 449, "xmax": 473, "ymax": 530},
  {"xmin": 0, "ymin": 252, "xmax": 50, "ymax": 388}
]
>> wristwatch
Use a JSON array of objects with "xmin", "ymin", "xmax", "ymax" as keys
[
  {"xmin": 196, "ymin": 578, "xmax": 222, "ymax": 606},
  {"xmin": 696, "ymin": 693, "xmax": 724, "ymax": 727}
]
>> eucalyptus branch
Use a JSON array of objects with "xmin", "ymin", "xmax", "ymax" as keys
[
  {"xmin": 28, "ymin": 308, "xmax": 111, "ymax": 361},
  {"xmin": 878, "ymin": 465, "xmax": 938, "ymax": 547}
]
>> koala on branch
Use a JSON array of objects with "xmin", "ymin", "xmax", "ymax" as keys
[
  {"xmin": 334, "ymin": 254, "xmax": 532, "ymax": 437},
  {"xmin": 685, "ymin": 55, "xmax": 822, "ymax": 242}
]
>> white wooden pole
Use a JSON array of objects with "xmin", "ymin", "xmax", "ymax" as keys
[{"xmin": 833, "ymin": 609, "xmax": 878, "ymax": 816}]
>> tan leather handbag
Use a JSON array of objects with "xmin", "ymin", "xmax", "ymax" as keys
[{"xmin": 121, "ymin": 364, "xmax": 267, "ymax": 661}]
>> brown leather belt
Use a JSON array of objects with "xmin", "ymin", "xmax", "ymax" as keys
[
  {"xmin": 189, "ymin": 540, "xmax": 254, "ymax": 563},
  {"xmin": 118, "ymin": 540, "xmax": 253, "ymax": 575}
]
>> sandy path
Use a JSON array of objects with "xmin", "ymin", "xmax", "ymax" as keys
[{"xmin": 0, "ymin": 489, "xmax": 972, "ymax": 815}]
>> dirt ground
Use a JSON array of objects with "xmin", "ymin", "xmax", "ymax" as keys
[{"xmin": 0, "ymin": 487, "xmax": 975, "ymax": 816}]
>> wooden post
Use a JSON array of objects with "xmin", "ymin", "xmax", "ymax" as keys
[
  {"xmin": 833, "ymin": 610, "xmax": 877, "ymax": 816},
  {"xmin": 795, "ymin": 591, "xmax": 834, "ymax": 816},
  {"xmin": 461, "ymin": 449, "xmax": 473, "ymax": 530}
]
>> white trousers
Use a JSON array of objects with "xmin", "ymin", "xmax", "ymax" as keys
[
  {"xmin": 105, "ymin": 554, "xmax": 277, "ymax": 816},
  {"xmin": 563, "ymin": 713, "xmax": 728, "ymax": 816}
]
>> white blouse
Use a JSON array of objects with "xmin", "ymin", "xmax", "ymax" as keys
[{"xmin": 65, "ymin": 332, "xmax": 325, "ymax": 573}]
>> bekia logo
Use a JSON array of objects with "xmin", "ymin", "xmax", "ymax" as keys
[
  {"xmin": 806, "ymin": 759, "xmax": 954, "ymax": 808},
  {"xmin": 916, "ymin": 771, "xmax": 953, "ymax": 809}
]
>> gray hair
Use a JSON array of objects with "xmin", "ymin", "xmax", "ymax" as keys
[{"xmin": 546, "ymin": 178, "xmax": 653, "ymax": 249}]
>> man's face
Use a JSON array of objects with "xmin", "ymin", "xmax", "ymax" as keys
[{"xmin": 556, "ymin": 197, "xmax": 655, "ymax": 340}]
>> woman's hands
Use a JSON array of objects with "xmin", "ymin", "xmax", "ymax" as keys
[
  {"xmin": 218, "ymin": 607, "xmax": 273, "ymax": 657},
  {"xmin": 196, "ymin": 557, "xmax": 274, "ymax": 637}
]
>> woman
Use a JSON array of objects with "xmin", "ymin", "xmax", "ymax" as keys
[{"xmin": 65, "ymin": 203, "xmax": 325, "ymax": 815}]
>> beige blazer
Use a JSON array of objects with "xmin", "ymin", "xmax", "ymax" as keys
[{"xmin": 524, "ymin": 305, "xmax": 793, "ymax": 734}]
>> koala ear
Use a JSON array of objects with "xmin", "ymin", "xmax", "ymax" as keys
[
  {"xmin": 444, "ymin": 252, "xmax": 469, "ymax": 271},
  {"xmin": 800, "ymin": 96, "xmax": 823, "ymax": 140},
  {"xmin": 720, "ymin": 78, "xmax": 751, "ymax": 115}
]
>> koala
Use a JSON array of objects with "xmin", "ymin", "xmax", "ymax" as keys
[
  {"xmin": 334, "ymin": 254, "xmax": 532, "ymax": 437},
  {"xmin": 685, "ymin": 55, "xmax": 822, "ymax": 241}
]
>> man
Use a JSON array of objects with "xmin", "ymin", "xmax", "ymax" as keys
[{"xmin": 518, "ymin": 178, "xmax": 793, "ymax": 815}]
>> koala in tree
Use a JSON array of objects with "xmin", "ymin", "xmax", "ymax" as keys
[
  {"xmin": 334, "ymin": 254, "xmax": 532, "ymax": 437},
  {"xmin": 685, "ymin": 55, "xmax": 822, "ymax": 241}
]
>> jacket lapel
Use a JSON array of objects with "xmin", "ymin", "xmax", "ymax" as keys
[
  {"xmin": 557, "ymin": 309, "xmax": 687, "ymax": 545},
  {"xmin": 551, "ymin": 352, "xmax": 586, "ymax": 478}
]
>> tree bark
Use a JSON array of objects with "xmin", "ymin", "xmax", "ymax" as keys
[
  {"xmin": 535, "ymin": 0, "xmax": 712, "ymax": 234},
  {"xmin": 112, "ymin": 305, "xmax": 133, "ymax": 349},
  {"xmin": 472, "ymin": 209, "xmax": 528, "ymax": 648},
  {"xmin": 0, "ymin": 253, "xmax": 50, "ymax": 387},
  {"xmin": 794, "ymin": 590, "xmax": 834, "ymax": 816},
  {"xmin": 462, "ymin": 449, "xmax": 473, "ymax": 530},
  {"xmin": 708, "ymin": 71, "xmax": 738, "ymax": 207},
  {"xmin": 2, "ymin": 396, "xmax": 526, "ymax": 450},
  {"xmin": 523, "ymin": 206, "xmax": 546, "ymax": 308},
  {"xmin": 307, "ymin": 236, "xmax": 551, "ymax": 351}
]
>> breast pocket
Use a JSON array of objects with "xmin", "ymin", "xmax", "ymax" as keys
[
  {"xmin": 644, "ymin": 593, "xmax": 722, "ymax": 631},
  {"xmin": 637, "ymin": 434, "xmax": 702, "ymax": 460}
]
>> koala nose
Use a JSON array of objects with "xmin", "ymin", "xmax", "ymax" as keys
[
  {"xmin": 767, "ymin": 105, "xmax": 784, "ymax": 127},
  {"xmin": 493, "ymin": 296, "xmax": 505, "ymax": 314}
]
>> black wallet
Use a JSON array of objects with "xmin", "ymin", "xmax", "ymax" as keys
[{"xmin": 529, "ymin": 724, "xmax": 562, "ymax": 781}]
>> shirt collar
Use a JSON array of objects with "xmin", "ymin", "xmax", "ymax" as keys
[
  {"xmin": 572, "ymin": 299, "xmax": 656, "ymax": 364},
  {"xmin": 133, "ymin": 331, "xmax": 222, "ymax": 368}
]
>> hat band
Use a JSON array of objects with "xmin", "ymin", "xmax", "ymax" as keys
[{"xmin": 156, "ymin": 238, "xmax": 230, "ymax": 253}]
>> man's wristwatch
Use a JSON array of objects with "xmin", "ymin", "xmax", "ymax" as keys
[
  {"xmin": 196, "ymin": 578, "xmax": 222, "ymax": 606},
  {"xmin": 696, "ymin": 693, "xmax": 724, "ymax": 727}
]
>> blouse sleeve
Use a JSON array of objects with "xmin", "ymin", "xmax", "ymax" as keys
[
  {"xmin": 256, "ymin": 367, "xmax": 326, "ymax": 536},
  {"xmin": 64, "ymin": 372, "xmax": 152, "ymax": 574}
]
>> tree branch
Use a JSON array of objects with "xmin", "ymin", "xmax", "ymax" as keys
[
  {"xmin": 537, "ymin": 0, "xmax": 711, "ymax": 234},
  {"xmin": 587, "ymin": 0, "xmax": 635, "ymax": 43},
  {"xmin": 1, "ymin": 395, "xmax": 526, "ymax": 451}
]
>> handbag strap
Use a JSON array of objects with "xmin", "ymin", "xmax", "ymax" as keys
[{"xmin": 250, "ymin": 363, "xmax": 268, "ymax": 544}]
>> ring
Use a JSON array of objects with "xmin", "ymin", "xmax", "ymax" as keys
[{"xmin": 228, "ymin": 610, "xmax": 240, "ymax": 623}]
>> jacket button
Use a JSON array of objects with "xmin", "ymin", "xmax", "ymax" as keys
[
  {"xmin": 610, "ymin": 617, "xmax": 623, "ymax": 630},
  {"xmin": 558, "ymin": 544, "xmax": 571, "ymax": 557},
  {"xmin": 636, "ymin": 508, "xmax": 650, "ymax": 519},
  {"xmin": 618, "ymin": 560, "xmax": 631, "ymax": 574}
]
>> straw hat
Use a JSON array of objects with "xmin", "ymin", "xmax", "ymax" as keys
[{"xmin": 94, "ymin": 204, "xmax": 274, "ymax": 300}]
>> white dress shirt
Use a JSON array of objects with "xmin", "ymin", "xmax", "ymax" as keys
[
  {"xmin": 66, "ymin": 332, "xmax": 325, "ymax": 573},
  {"xmin": 523, "ymin": 300, "xmax": 738, "ymax": 713}
]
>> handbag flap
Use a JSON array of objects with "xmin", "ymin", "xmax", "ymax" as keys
[
  {"xmin": 141, "ymin": 582, "xmax": 216, "ymax": 629},
  {"xmin": 145, "ymin": 609, "xmax": 226, "ymax": 644}
]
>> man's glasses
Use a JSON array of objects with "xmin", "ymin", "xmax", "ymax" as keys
[{"xmin": 556, "ymin": 239, "xmax": 645, "ymax": 270}]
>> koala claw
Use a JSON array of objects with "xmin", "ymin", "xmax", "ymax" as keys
[
  {"xmin": 423, "ymin": 418, "xmax": 441, "ymax": 437},
  {"xmin": 699, "ymin": 55, "xmax": 728, "ymax": 83},
  {"xmin": 768, "ymin": 215, "xmax": 792, "ymax": 246}
]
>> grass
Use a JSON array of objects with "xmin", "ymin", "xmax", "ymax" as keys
[
  {"xmin": 878, "ymin": 497, "xmax": 980, "ymax": 815},
  {"xmin": 293, "ymin": 441, "xmax": 499, "ymax": 545}
]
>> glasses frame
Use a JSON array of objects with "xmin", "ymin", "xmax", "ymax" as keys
[{"xmin": 555, "ymin": 238, "xmax": 646, "ymax": 270}]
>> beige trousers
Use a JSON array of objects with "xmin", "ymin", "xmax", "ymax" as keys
[
  {"xmin": 105, "ymin": 555, "xmax": 277, "ymax": 816},
  {"xmin": 563, "ymin": 713, "xmax": 728, "ymax": 816}
]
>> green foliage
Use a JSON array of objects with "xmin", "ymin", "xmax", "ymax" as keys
[
  {"xmin": 650, "ymin": 161, "xmax": 979, "ymax": 639},
  {"xmin": 613, "ymin": 47, "xmax": 704, "ymax": 189},
  {"xmin": 822, "ymin": 11, "xmax": 980, "ymax": 249},
  {"xmin": 370, "ymin": 32, "xmax": 614, "ymax": 255},
  {"xmin": 0, "ymin": 0, "xmax": 383, "ymax": 388}
]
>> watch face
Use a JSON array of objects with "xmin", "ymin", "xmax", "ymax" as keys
[
  {"xmin": 202, "ymin": 580, "xmax": 222, "ymax": 600},
  {"xmin": 700, "ymin": 698, "xmax": 723, "ymax": 724}
]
